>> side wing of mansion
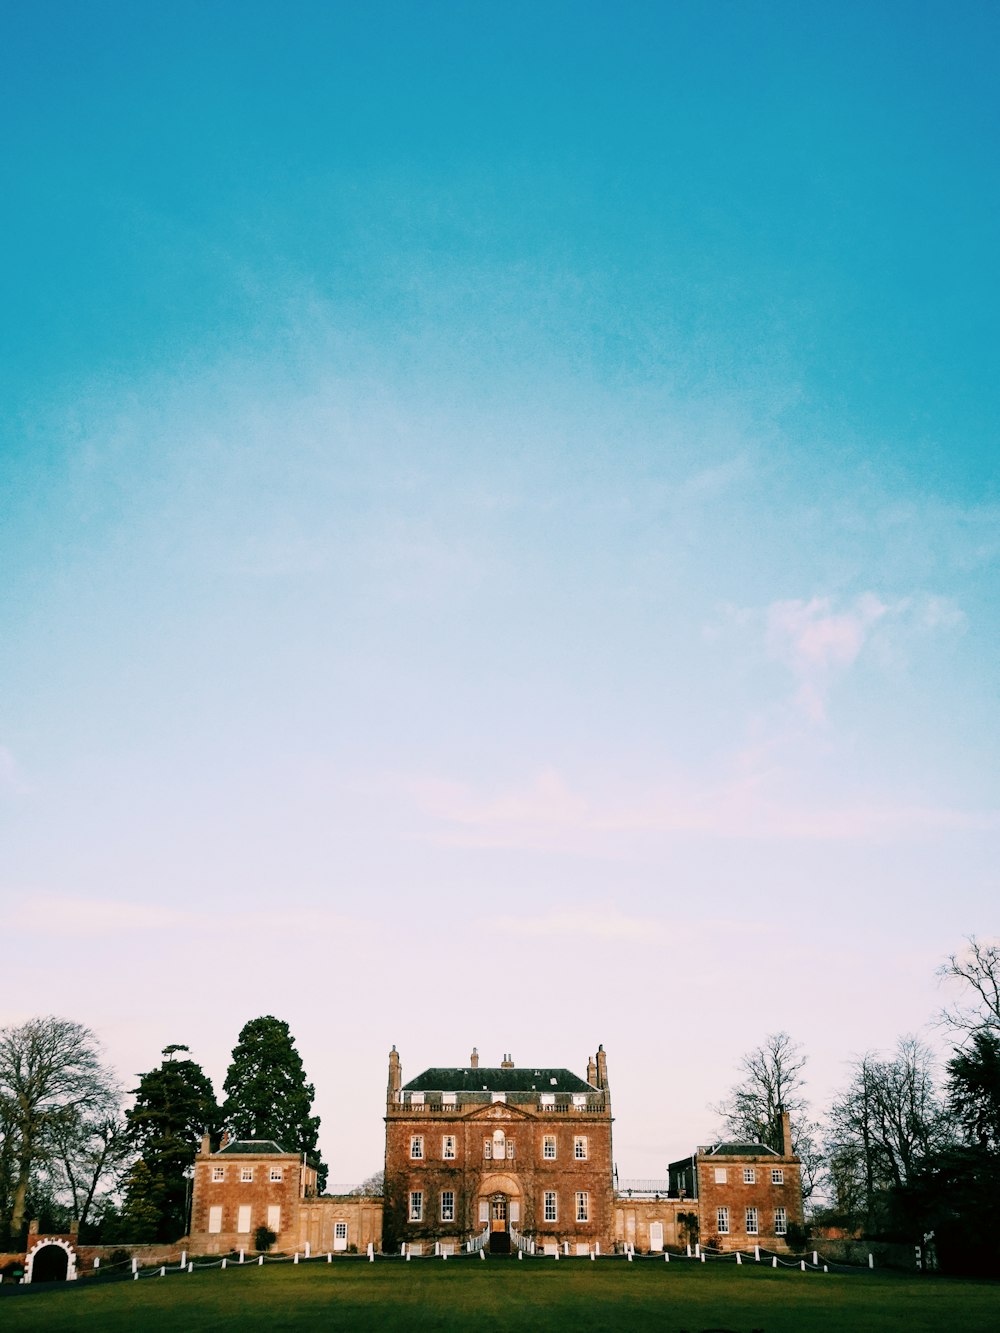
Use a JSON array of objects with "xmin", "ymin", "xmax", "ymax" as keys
[{"xmin": 189, "ymin": 1044, "xmax": 804, "ymax": 1256}]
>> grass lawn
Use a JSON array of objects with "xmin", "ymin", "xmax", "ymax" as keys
[{"xmin": 1, "ymin": 1256, "xmax": 997, "ymax": 1332}]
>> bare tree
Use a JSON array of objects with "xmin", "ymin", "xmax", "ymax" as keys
[
  {"xmin": 826, "ymin": 1036, "xmax": 946, "ymax": 1233},
  {"xmin": 47, "ymin": 1111, "xmax": 130, "ymax": 1228},
  {"xmin": 0, "ymin": 1017, "xmax": 116, "ymax": 1237},
  {"xmin": 714, "ymin": 1032, "xmax": 823, "ymax": 1201},
  {"xmin": 938, "ymin": 936, "xmax": 1000, "ymax": 1037}
]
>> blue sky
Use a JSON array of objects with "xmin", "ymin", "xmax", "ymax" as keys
[{"xmin": 2, "ymin": 1, "xmax": 998, "ymax": 1182}]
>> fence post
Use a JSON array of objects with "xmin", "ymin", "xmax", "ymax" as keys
[
  {"xmin": 327, "ymin": 1252, "xmax": 332, "ymax": 1263},
  {"xmin": 772, "ymin": 1256, "xmax": 777, "ymax": 1268},
  {"xmin": 480, "ymin": 1249, "xmax": 486, "ymax": 1261},
  {"xmin": 695, "ymin": 1242, "xmax": 700, "ymax": 1257},
  {"xmin": 180, "ymin": 1250, "xmax": 187, "ymax": 1268},
  {"xmin": 160, "ymin": 1266, "xmax": 165, "ymax": 1277},
  {"xmin": 823, "ymin": 1264, "xmax": 828, "ymax": 1273},
  {"xmin": 187, "ymin": 1262, "xmax": 193, "ymax": 1273},
  {"xmin": 293, "ymin": 1253, "xmax": 299, "ymax": 1265},
  {"xmin": 368, "ymin": 1243, "xmax": 374, "ymax": 1262},
  {"xmin": 590, "ymin": 1250, "xmax": 594, "ymax": 1261},
  {"xmin": 800, "ymin": 1260, "xmax": 805, "ymax": 1271},
  {"xmin": 132, "ymin": 1258, "xmax": 138, "ymax": 1274},
  {"xmin": 258, "ymin": 1255, "xmax": 264, "ymax": 1266},
  {"xmin": 754, "ymin": 1245, "xmax": 760, "ymax": 1262},
  {"xmin": 700, "ymin": 1253, "xmax": 705, "ymax": 1263},
  {"xmin": 221, "ymin": 1258, "xmax": 227, "ymax": 1270},
  {"xmin": 239, "ymin": 1250, "xmax": 244, "ymax": 1264},
  {"xmin": 686, "ymin": 1243, "xmax": 691, "ymax": 1257},
  {"xmin": 664, "ymin": 1251, "xmax": 669, "ymax": 1262},
  {"xmin": 736, "ymin": 1251, "xmax": 742, "ymax": 1265},
  {"xmin": 305, "ymin": 1242, "xmax": 311, "ymax": 1259},
  {"xmin": 812, "ymin": 1250, "xmax": 818, "ymax": 1267},
  {"xmin": 94, "ymin": 1257, "xmax": 100, "ymax": 1269},
  {"xmin": 868, "ymin": 1253, "xmax": 874, "ymax": 1269},
  {"xmin": 595, "ymin": 1243, "xmax": 600, "ymax": 1256}
]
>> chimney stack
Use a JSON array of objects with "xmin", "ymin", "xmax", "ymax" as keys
[
  {"xmin": 779, "ymin": 1110, "xmax": 793, "ymax": 1157},
  {"xmin": 470, "ymin": 1047, "xmax": 479, "ymax": 1069},
  {"xmin": 587, "ymin": 1054, "xmax": 597, "ymax": 1086},
  {"xmin": 501, "ymin": 1053, "xmax": 514, "ymax": 1069},
  {"xmin": 387, "ymin": 1045, "xmax": 401, "ymax": 1104},
  {"xmin": 595, "ymin": 1044, "xmax": 609, "ymax": 1091}
]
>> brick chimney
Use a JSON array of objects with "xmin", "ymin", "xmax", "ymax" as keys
[
  {"xmin": 200, "ymin": 1131, "xmax": 211, "ymax": 1156},
  {"xmin": 470, "ymin": 1047, "xmax": 479, "ymax": 1069},
  {"xmin": 500, "ymin": 1053, "xmax": 514, "ymax": 1069},
  {"xmin": 387, "ymin": 1045, "xmax": 401, "ymax": 1104},
  {"xmin": 587, "ymin": 1054, "xmax": 597, "ymax": 1086},
  {"xmin": 779, "ymin": 1110, "xmax": 793, "ymax": 1157},
  {"xmin": 595, "ymin": 1044, "xmax": 609, "ymax": 1091}
]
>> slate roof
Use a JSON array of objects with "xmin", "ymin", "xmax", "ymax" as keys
[
  {"xmin": 216, "ymin": 1138, "xmax": 290, "ymax": 1156},
  {"xmin": 403, "ymin": 1066, "xmax": 596, "ymax": 1094}
]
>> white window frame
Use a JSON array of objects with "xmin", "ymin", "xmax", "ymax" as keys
[
  {"xmin": 269, "ymin": 1167, "xmax": 283, "ymax": 1182},
  {"xmin": 409, "ymin": 1191, "xmax": 423, "ymax": 1222},
  {"xmin": 774, "ymin": 1206, "xmax": 787, "ymax": 1236},
  {"xmin": 442, "ymin": 1135, "xmax": 456, "ymax": 1160},
  {"xmin": 240, "ymin": 1167, "xmax": 254, "ymax": 1183},
  {"xmin": 237, "ymin": 1204, "xmax": 252, "ymax": 1233},
  {"xmin": 410, "ymin": 1135, "xmax": 424, "ymax": 1160},
  {"xmin": 743, "ymin": 1167, "xmax": 756, "ymax": 1184},
  {"xmin": 543, "ymin": 1191, "xmax": 558, "ymax": 1223},
  {"xmin": 574, "ymin": 1136, "xmax": 588, "ymax": 1160},
  {"xmin": 540, "ymin": 1093, "xmax": 555, "ymax": 1107},
  {"xmin": 771, "ymin": 1168, "xmax": 784, "ymax": 1185},
  {"xmin": 483, "ymin": 1138, "xmax": 492, "ymax": 1160},
  {"xmin": 717, "ymin": 1206, "xmax": 729, "ymax": 1234},
  {"xmin": 506, "ymin": 1139, "xmax": 515, "ymax": 1160},
  {"xmin": 542, "ymin": 1134, "xmax": 557, "ymax": 1160},
  {"xmin": 267, "ymin": 1204, "xmax": 281, "ymax": 1233},
  {"xmin": 211, "ymin": 1166, "xmax": 225, "ymax": 1182},
  {"xmin": 575, "ymin": 1191, "xmax": 589, "ymax": 1223},
  {"xmin": 713, "ymin": 1167, "xmax": 727, "ymax": 1184},
  {"xmin": 208, "ymin": 1205, "xmax": 222, "ymax": 1234},
  {"xmin": 441, "ymin": 1190, "xmax": 455, "ymax": 1222},
  {"xmin": 745, "ymin": 1207, "xmax": 758, "ymax": 1235}
]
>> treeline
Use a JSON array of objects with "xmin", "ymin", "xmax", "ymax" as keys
[
  {"xmin": 714, "ymin": 938, "xmax": 1000, "ymax": 1276},
  {"xmin": 0, "ymin": 1014, "xmax": 324, "ymax": 1247}
]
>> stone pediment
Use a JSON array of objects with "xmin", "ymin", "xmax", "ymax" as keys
[{"xmin": 464, "ymin": 1101, "xmax": 534, "ymax": 1123}]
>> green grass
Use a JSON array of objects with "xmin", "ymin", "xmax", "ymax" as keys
[{"xmin": 2, "ymin": 1257, "xmax": 997, "ymax": 1332}]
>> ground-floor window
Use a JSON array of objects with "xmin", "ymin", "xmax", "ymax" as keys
[
  {"xmin": 745, "ymin": 1207, "xmax": 758, "ymax": 1235},
  {"xmin": 774, "ymin": 1207, "xmax": 787, "ymax": 1236},
  {"xmin": 409, "ymin": 1191, "xmax": 423, "ymax": 1221},
  {"xmin": 441, "ymin": 1191, "xmax": 455, "ymax": 1222},
  {"xmin": 544, "ymin": 1191, "xmax": 557, "ymax": 1223},
  {"xmin": 717, "ymin": 1206, "xmax": 729, "ymax": 1234},
  {"xmin": 237, "ymin": 1205, "xmax": 251, "ymax": 1233},
  {"xmin": 208, "ymin": 1206, "xmax": 222, "ymax": 1234},
  {"xmin": 575, "ymin": 1191, "xmax": 589, "ymax": 1223}
]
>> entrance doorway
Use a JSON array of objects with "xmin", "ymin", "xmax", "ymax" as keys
[
  {"xmin": 488, "ymin": 1197, "xmax": 510, "ymax": 1253},
  {"xmin": 31, "ymin": 1244, "xmax": 69, "ymax": 1282}
]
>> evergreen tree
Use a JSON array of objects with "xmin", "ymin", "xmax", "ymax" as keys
[
  {"xmin": 222, "ymin": 1017, "xmax": 327, "ymax": 1190},
  {"xmin": 125, "ymin": 1045, "xmax": 222, "ymax": 1240}
]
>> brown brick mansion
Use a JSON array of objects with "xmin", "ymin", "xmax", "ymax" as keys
[{"xmin": 186, "ymin": 1044, "xmax": 804, "ymax": 1257}]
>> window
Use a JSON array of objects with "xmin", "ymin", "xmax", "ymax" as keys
[
  {"xmin": 717, "ymin": 1207, "xmax": 729, "ymax": 1234},
  {"xmin": 409, "ymin": 1191, "xmax": 423, "ymax": 1221},
  {"xmin": 544, "ymin": 1191, "xmax": 558, "ymax": 1223},
  {"xmin": 208, "ymin": 1205, "xmax": 222, "ymax": 1234},
  {"xmin": 211, "ymin": 1166, "xmax": 225, "ymax": 1182},
  {"xmin": 506, "ymin": 1139, "xmax": 515, "ymax": 1160},
  {"xmin": 745, "ymin": 1207, "xmax": 758, "ymax": 1235},
  {"xmin": 267, "ymin": 1205, "xmax": 281, "ymax": 1233},
  {"xmin": 713, "ymin": 1167, "xmax": 727, "ymax": 1184},
  {"xmin": 270, "ymin": 1167, "xmax": 283, "ymax": 1182},
  {"xmin": 543, "ymin": 1135, "xmax": 557, "ymax": 1160},
  {"xmin": 410, "ymin": 1092, "xmax": 425, "ymax": 1106},
  {"xmin": 774, "ymin": 1207, "xmax": 787, "ymax": 1236},
  {"xmin": 479, "ymin": 1200, "xmax": 489, "ymax": 1223},
  {"xmin": 441, "ymin": 1190, "xmax": 455, "ymax": 1222},
  {"xmin": 574, "ymin": 1136, "xmax": 588, "ymax": 1160},
  {"xmin": 771, "ymin": 1168, "xmax": 784, "ymax": 1185},
  {"xmin": 483, "ymin": 1139, "xmax": 492, "ymax": 1160},
  {"xmin": 442, "ymin": 1135, "xmax": 456, "ymax": 1160},
  {"xmin": 442, "ymin": 1092, "xmax": 456, "ymax": 1106},
  {"xmin": 410, "ymin": 1135, "xmax": 424, "ymax": 1160},
  {"xmin": 492, "ymin": 1130, "xmax": 506, "ymax": 1159},
  {"xmin": 575, "ymin": 1191, "xmax": 589, "ymax": 1222},
  {"xmin": 334, "ymin": 1221, "xmax": 348, "ymax": 1242},
  {"xmin": 240, "ymin": 1167, "xmax": 254, "ymax": 1183},
  {"xmin": 237, "ymin": 1205, "xmax": 252, "ymax": 1233},
  {"xmin": 572, "ymin": 1094, "xmax": 586, "ymax": 1108},
  {"xmin": 540, "ymin": 1093, "xmax": 555, "ymax": 1107},
  {"xmin": 743, "ymin": 1167, "xmax": 756, "ymax": 1184}
]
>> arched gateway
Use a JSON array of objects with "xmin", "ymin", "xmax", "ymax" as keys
[{"xmin": 25, "ymin": 1237, "xmax": 78, "ymax": 1283}]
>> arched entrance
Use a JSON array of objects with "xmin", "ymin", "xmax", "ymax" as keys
[
  {"xmin": 25, "ymin": 1239, "xmax": 76, "ymax": 1283},
  {"xmin": 477, "ymin": 1171, "xmax": 521, "ymax": 1256}
]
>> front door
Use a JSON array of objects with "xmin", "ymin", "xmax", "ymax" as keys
[{"xmin": 491, "ymin": 1198, "xmax": 507, "ymax": 1232}]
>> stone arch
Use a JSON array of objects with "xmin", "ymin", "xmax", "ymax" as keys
[{"xmin": 25, "ymin": 1237, "xmax": 78, "ymax": 1283}]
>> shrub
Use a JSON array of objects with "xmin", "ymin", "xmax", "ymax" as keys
[{"xmin": 254, "ymin": 1225, "xmax": 277, "ymax": 1253}]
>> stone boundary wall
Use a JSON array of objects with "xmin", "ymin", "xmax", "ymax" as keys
[{"xmin": 816, "ymin": 1238, "xmax": 916, "ymax": 1270}]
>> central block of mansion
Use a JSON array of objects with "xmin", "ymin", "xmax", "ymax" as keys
[{"xmin": 189, "ymin": 1044, "xmax": 804, "ymax": 1256}]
